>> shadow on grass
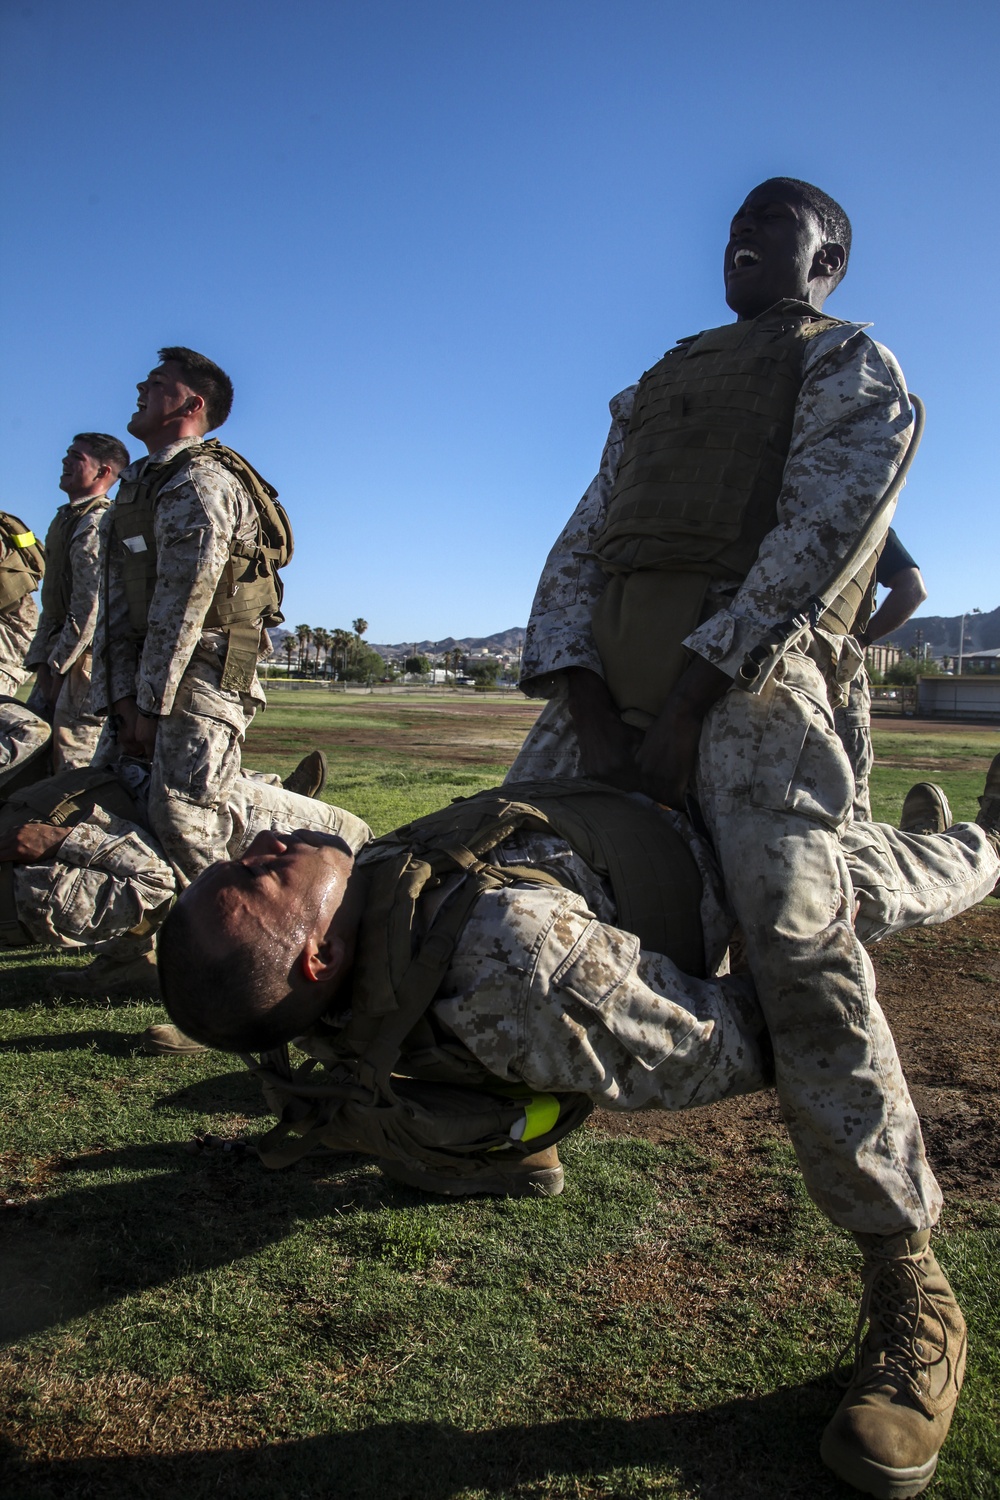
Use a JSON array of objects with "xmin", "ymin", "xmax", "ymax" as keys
[
  {"xmin": 0, "ymin": 1142, "xmax": 394, "ymax": 1344},
  {"xmin": 0, "ymin": 1029, "xmax": 136, "ymax": 1056},
  {"xmin": 0, "ymin": 1395, "xmax": 862, "ymax": 1500}
]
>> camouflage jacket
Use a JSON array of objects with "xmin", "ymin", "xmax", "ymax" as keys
[
  {"xmin": 301, "ymin": 817, "xmax": 766, "ymax": 1114},
  {"xmin": 25, "ymin": 495, "xmax": 110, "ymax": 674},
  {"xmin": 92, "ymin": 437, "xmax": 267, "ymax": 717},
  {"xmin": 519, "ymin": 322, "xmax": 912, "ymax": 704},
  {"xmin": 10, "ymin": 769, "xmax": 373, "ymax": 952},
  {"xmin": 0, "ymin": 588, "xmax": 38, "ymax": 695}
]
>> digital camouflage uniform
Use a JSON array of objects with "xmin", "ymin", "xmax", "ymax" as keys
[
  {"xmin": 3, "ymin": 762, "xmax": 372, "ymax": 955},
  {"xmin": 0, "ymin": 526, "xmax": 48, "ymax": 779},
  {"xmin": 25, "ymin": 494, "xmax": 110, "ymax": 771},
  {"xmin": 299, "ymin": 809, "xmax": 996, "ymax": 1125},
  {"xmin": 92, "ymin": 436, "xmax": 270, "ymax": 880},
  {"xmin": 0, "ymin": 574, "xmax": 38, "ymax": 700},
  {"xmin": 509, "ymin": 321, "xmax": 988, "ymax": 1236}
]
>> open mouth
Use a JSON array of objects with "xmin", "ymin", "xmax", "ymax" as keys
[{"xmin": 732, "ymin": 247, "xmax": 761, "ymax": 270}]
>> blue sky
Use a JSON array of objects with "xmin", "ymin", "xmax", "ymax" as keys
[{"xmin": 1, "ymin": 0, "xmax": 997, "ymax": 643}]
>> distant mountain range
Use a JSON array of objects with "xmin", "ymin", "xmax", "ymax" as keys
[
  {"xmin": 270, "ymin": 626, "xmax": 525, "ymax": 657},
  {"xmin": 369, "ymin": 628, "xmax": 525, "ymax": 657},
  {"xmin": 888, "ymin": 605, "xmax": 1000, "ymax": 656}
]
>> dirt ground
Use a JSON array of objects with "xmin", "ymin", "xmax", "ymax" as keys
[{"xmin": 593, "ymin": 902, "xmax": 1000, "ymax": 1203}]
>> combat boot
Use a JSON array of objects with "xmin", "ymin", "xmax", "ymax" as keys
[
  {"xmin": 53, "ymin": 949, "xmax": 160, "ymax": 999},
  {"xmin": 899, "ymin": 783, "xmax": 951, "ymax": 836},
  {"xmin": 139, "ymin": 1023, "xmax": 208, "ymax": 1056},
  {"xmin": 378, "ymin": 1144, "xmax": 564, "ymax": 1198},
  {"xmin": 975, "ymin": 751, "xmax": 1000, "ymax": 888},
  {"xmin": 283, "ymin": 750, "xmax": 328, "ymax": 799},
  {"xmin": 820, "ymin": 1230, "xmax": 967, "ymax": 1499}
]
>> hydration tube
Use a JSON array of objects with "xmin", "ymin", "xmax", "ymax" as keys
[{"xmin": 736, "ymin": 392, "xmax": 925, "ymax": 694}]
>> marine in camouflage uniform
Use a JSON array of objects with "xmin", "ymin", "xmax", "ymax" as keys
[
  {"xmin": 0, "ymin": 760, "xmax": 371, "ymax": 958},
  {"xmin": 92, "ymin": 349, "xmax": 283, "ymax": 881},
  {"xmin": 505, "ymin": 178, "xmax": 987, "ymax": 1495},
  {"xmin": 509, "ymin": 217, "xmax": 940, "ymax": 1239},
  {"xmin": 25, "ymin": 433, "xmax": 131, "ymax": 772},
  {"xmin": 834, "ymin": 529, "xmax": 927, "ymax": 820},
  {"xmin": 0, "ymin": 514, "xmax": 50, "ymax": 784}
]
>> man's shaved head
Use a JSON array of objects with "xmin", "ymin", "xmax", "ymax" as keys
[
  {"xmin": 750, "ymin": 177, "xmax": 852, "ymax": 278},
  {"xmin": 157, "ymin": 830, "xmax": 359, "ymax": 1052}
]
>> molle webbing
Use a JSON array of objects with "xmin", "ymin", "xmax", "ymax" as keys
[
  {"xmin": 39, "ymin": 498, "xmax": 105, "ymax": 629},
  {"xmin": 249, "ymin": 781, "xmax": 705, "ymax": 1172},
  {"xmin": 819, "ymin": 538, "xmax": 884, "ymax": 636},
  {"xmin": 111, "ymin": 441, "xmax": 292, "ymax": 692},
  {"xmin": 593, "ymin": 301, "xmax": 844, "ymax": 578},
  {"xmin": 0, "ymin": 512, "xmax": 45, "ymax": 614},
  {"xmin": 0, "ymin": 766, "xmax": 142, "ymax": 947}
]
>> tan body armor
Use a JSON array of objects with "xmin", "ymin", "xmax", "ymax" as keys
[
  {"xmin": 252, "ymin": 780, "xmax": 708, "ymax": 1182},
  {"xmin": 0, "ymin": 765, "xmax": 142, "ymax": 947},
  {"xmin": 588, "ymin": 300, "xmax": 882, "ymax": 720},
  {"xmin": 110, "ymin": 441, "xmax": 292, "ymax": 693},
  {"xmin": 38, "ymin": 498, "xmax": 105, "ymax": 631},
  {"xmin": 0, "ymin": 512, "xmax": 44, "ymax": 616}
]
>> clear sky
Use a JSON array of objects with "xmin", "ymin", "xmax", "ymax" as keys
[{"xmin": 2, "ymin": 0, "xmax": 997, "ymax": 644}]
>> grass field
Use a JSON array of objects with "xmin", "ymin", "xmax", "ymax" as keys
[{"xmin": 1, "ymin": 694, "xmax": 998, "ymax": 1499}]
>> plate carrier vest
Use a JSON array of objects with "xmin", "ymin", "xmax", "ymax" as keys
[
  {"xmin": 589, "ymin": 300, "xmax": 883, "ymax": 719},
  {"xmin": 249, "ymin": 780, "xmax": 708, "ymax": 1187},
  {"xmin": 110, "ymin": 440, "xmax": 293, "ymax": 694},
  {"xmin": 38, "ymin": 497, "xmax": 107, "ymax": 634},
  {"xmin": 0, "ymin": 512, "xmax": 45, "ymax": 616}
]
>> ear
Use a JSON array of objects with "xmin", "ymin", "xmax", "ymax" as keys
[
  {"xmin": 185, "ymin": 393, "xmax": 207, "ymax": 418},
  {"xmin": 299, "ymin": 930, "xmax": 348, "ymax": 985},
  {"xmin": 813, "ymin": 241, "xmax": 846, "ymax": 282}
]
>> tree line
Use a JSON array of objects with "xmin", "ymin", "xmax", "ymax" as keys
[{"xmin": 277, "ymin": 618, "xmax": 386, "ymax": 681}]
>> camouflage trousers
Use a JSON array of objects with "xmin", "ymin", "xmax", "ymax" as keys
[
  {"xmin": 93, "ymin": 649, "xmax": 262, "ymax": 882},
  {"xmin": 0, "ymin": 696, "xmax": 51, "ymax": 786},
  {"xmin": 506, "ymin": 658, "xmax": 998, "ymax": 1234},
  {"xmin": 47, "ymin": 651, "xmax": 104, "ymax": 772},
  {"xmin": 834, "ymin": 667, "xmax": 873, "ymax": 820},
  {"xmin": 694, "ymin": 648, "xmax": 997, "ymax": 1235}
]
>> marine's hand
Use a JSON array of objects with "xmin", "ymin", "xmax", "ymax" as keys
[
  {"xmin": 112, "ymin": 696, "xmax": 144, "ymax": 757},
  {"xmin": 133, "ymin": 712, "xmax": 159, "ymax": 760},
  {"xmin": 34, "ymin": 663, "xmax": 59, "ymax": 706},
  {"xmin": 635, "ymin": 658, "xmax": 730, "ymax": 806},
  {"xmin": 566, "ymin": 668, "xmax": 643, "ymax": 788},
  {"xmin": 0, "ymin": 822, "xmax": 72, "ymax": 864}
]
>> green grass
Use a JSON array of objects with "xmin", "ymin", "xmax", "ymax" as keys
[{"xmin": 1, "ymin": 704, "xmax": 998, "ymax": 1497}]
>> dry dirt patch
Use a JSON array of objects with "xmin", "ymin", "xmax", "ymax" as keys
[{"xmin": 592, "ymin": 905, "xmax": 1000, "ymax": 1202}]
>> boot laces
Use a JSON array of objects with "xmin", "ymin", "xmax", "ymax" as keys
[{"xmin": 835, "ymin": 1254, "xmax": 951, "ymax": 1416}]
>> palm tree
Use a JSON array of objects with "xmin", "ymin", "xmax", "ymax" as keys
[
  {"xmin": 282, "ymin": 636, "xmax": 295, "ymax": 675},
  {"xmin": 295, "ymin": 623, "xmax": 312, "ymax": 674},
  {"xmin": 331, "ymin": 628, "xmax": 352, "ymax": 678},
  {"xmin": 312, "ymin": 627, "xmax": 331, "ymax": 678}
]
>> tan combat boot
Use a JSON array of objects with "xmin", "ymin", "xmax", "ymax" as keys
[
  {"xmin": 899, "ymin": 783, "xmax": 951, "ymax": 836},
  {"xmin": 975, "ymin": 751, "xmax": 1000, "ymax": 890},
  {"xmin": 378, "ymin": 1144, "xmax": 564, "ymax": 1198},
  {"xmin": 139, "ymin": 1023, "xmax": 208, "ymax": 1056},
  {"xmin": 282, "ymin": 750, "xmax": 328, "ymax": 799},
  {"xmin": 54, "ymin": 948, "xmax": 161, "ymax": 999},
  {"xmin": 820, "ymin": 1230, "xmax": 967, "ymax": 1498}
]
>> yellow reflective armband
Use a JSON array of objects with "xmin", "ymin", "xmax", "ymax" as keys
[{"xmin": 11, "ymin": 531, "xmax": 36, "ymax": 549}]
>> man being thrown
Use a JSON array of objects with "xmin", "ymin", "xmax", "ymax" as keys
[
  {"xmin": 157, "ymin": 768, "xmax": 1000, "ymax": 1498},
  {"xmin": 500, "ymin": 176, "xmax": 990, "ymax": 1496},
  {"xmin": 0, "ymin": 753, "xmax": 370, "ymax": 1035}
]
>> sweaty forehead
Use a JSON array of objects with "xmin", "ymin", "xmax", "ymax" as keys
[{"xmin": 733, "ymin": 183, "xmax": 810, "ymax": 220}]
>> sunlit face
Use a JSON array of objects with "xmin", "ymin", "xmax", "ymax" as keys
[
  {"xmin": 127, "ymin": 361, "xmax": 198, "ymax": 445},
  {"xmin": 724, "ymin": 184, "xmax": 828, "ymax": 319},
  {"xmin": 182, "ymin": 829, "xmax": 355, "ymax": 958},
  {"xmin": 58, "ymin": 442, "xmax": 104, "ymax": 498}
]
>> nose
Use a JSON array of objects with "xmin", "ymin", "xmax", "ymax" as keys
[
  {"xmin": 242, "ymin": 830, "xmax": 289, "ymax": 862},
  {"xmin": 730, "ymin": 211, "xmax": 755, "ymax": 239}
]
